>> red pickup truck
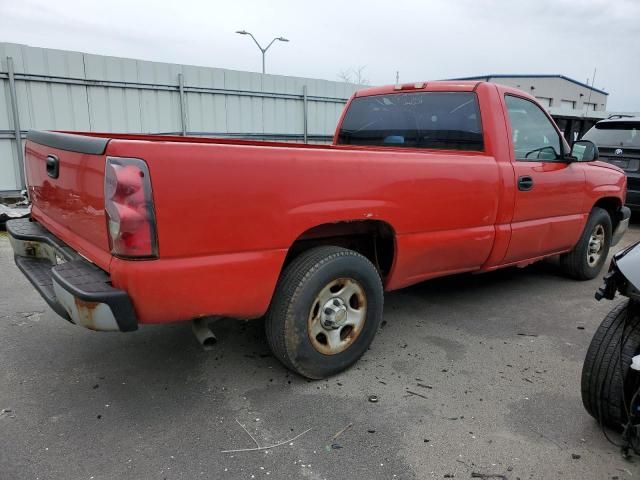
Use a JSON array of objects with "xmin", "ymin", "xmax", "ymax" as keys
[{"xmin": 7, "ymin": 80, "xmax": 630, "ymax": 378}]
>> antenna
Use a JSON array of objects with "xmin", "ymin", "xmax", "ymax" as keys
[{"xmin": 584, "ymin": 67, "xmax": 596, "ymax": 116}]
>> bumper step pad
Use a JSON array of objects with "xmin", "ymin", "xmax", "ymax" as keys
[
  {"xmin": 52, "ymin": 261, "xmax": 137, "ymax": 332},
  {"xmin": 15, "ymin": 255, "xmax": 70, "ymax": 320},
  {"xmin": 6, "ymin": 218, "xmax": 137, "ymax": 332}
]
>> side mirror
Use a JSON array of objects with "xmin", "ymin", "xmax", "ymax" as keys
[{"xmin": 571, "ymin": 140, "xmax": 599, "ymax": 162}]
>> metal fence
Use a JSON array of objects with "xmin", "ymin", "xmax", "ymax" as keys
[{"xmin": 0, "ymin": 42, "xmax": 360, "ymax": 194}]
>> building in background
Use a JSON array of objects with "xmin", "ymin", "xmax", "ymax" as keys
[{"xmin": 452, "ymin": 74, "xmax": 611, "ymax": 142}]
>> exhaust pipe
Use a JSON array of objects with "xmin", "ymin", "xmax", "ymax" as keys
[{"xmin": 192, "ymin": 317, "xmax": 218, "ymax": 350}]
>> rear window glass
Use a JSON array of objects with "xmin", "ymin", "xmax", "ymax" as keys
[
  {"xmin": 583, "ymin": 121, "xmax": 640, "ymax": 148},
  {"xmin": 337, "ymin": 92, "xmax": 484, "ymax": 151}
]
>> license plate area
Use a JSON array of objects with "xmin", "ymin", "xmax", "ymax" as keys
[
  {"xmin": 608, "ymin": 158, "xmax": 629, "ymax": 169},
  {"xmin": 606, "ymin": 158, "xmax": 640, "ymax": 172}
]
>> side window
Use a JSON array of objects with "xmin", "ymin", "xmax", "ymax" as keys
[
  {"xmin": 337, "ymin": 92, "xmax": 484, "ymax": 151},
  {"xmin": 505, "ymin": 95, "xmax": 562, "ymax": 161}
]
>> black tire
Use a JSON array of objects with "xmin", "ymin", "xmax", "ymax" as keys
[
  {"xmin": 581, "ymin": 299, "xmax": 640, "ymax": 430},
  {"xmin": 265, "ymin": 246, "xmax": 384, "ymax": 379},
  {"xmin": 561, "ymin": 207, "xmax": 612, "ymax": 280}
]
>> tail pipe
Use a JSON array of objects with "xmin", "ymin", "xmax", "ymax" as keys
[{"xmin": 192, "ymin": 317, "xmax": 218, "ymax": 350}]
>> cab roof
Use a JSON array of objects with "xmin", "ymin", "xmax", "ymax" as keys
[
  {"xmin": 353, "ymin": 80, "xmax": 540, "ymax": 106},
  {"xmin": 354, "ymin": 81, "xmax": 481, "ymax": 97}
]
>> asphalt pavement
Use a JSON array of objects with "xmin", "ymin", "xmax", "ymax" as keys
[{"xmin": 2, "ymin": 224, "xmax": 640, "ymax": 480}]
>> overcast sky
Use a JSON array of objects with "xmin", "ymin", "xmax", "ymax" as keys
[{"xmin": 2, "ymin": 0, "xmax": 639, "ymax": 110}]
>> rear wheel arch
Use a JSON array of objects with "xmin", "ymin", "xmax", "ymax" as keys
[{"xmin": 282, "ymin": 220, "xmax": 397, "ymax": 281}]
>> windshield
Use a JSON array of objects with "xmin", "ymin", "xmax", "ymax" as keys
[
  {"xmin": 337, "ymin": 92, "xmax": 484, "ymax": 151},
  {"xmin": 583, "ymin": 121, "xmax": 640, "ymax": 148}
]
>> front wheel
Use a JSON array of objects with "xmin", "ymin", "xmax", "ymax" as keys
[
  {"xmin": 265, "ymin": 246, "xmax": 384, "ymax": 379},
  {"xmin": 561, "ymin": 207, "xmax": 612, "ymax": 280}
]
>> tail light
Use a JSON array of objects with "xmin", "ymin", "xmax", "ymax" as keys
[{"xmin": 104, "ymin": 157, "xmax": 158, "ymax": 258}]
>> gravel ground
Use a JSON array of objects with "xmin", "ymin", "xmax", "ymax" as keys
[{"xmin": 1, "ymin": 225, "xmax": 640, "ymax": 480}]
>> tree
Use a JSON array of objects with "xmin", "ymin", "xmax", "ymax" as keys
[{"xmin": 337, "ymin": 66, "xmax": 370, "ymax": 85}]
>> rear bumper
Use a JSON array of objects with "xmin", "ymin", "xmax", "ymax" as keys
[
  {"xmin": 6, "ymin": 218, "xmax": 137, "ymax": 332},
  {"xmin": 612, "ymin": 206, "xmax": 631, "ymax": 247}
]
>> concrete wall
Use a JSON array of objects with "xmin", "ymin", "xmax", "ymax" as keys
[{"xmin": 0, "ymin": 42, "xmax": 360, "ymax": 193}]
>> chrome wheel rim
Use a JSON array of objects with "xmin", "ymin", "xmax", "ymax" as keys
[
  {"xmin": 307, "ymin": 278, "xmax": 367, "ymax": 355},
  {"xmin": 587, "ymin": 224, "xmax": 606, "ymax": 267}
]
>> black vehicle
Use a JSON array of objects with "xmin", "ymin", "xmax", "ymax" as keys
[
  {"xmin": 583, "ymin": 241, "xmax": 640, "ymax": 454},
  {"xmin": 583, "ymin": 115, "xmax": 640, "ymax": 211}
]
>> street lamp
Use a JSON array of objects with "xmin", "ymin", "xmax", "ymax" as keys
[{"xmin": 236, "ymin": 30, "xmax": 289, "ymax": 74}]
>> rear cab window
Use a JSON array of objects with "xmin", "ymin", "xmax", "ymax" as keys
[{"xmin": 337, "ymin": 91, "xmax": 484, "ymax": 151}]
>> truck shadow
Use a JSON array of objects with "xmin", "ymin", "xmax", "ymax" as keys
[{"xmin": 22, "ymin": 255, "xmax": 598, "ymax": 427}]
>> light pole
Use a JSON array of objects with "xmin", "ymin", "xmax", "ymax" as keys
[{"xmin": 236, "ymin": 30, "xmax": 289, "ymax": 74}]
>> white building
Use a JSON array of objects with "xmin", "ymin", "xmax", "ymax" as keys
[
  {"xmin": 453, "ymin": 74, "xmax": 607, "ymax": 111},
  {"xmin": 452, "ymin": 74, "xmax": 612, "ymax": 142}
]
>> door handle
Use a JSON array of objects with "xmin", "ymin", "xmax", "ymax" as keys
[
  {"xmin": 46, "ymin": 155, "xmax": 59, "ymax": 179},
  {"xmin": 518, "ymin": 175, "xmax": 534, "ymax": 191}
]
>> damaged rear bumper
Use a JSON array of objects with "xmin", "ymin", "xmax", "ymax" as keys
[{"xmin": 6, "ymin": 218, "xmax": 137, "ymax": 332}]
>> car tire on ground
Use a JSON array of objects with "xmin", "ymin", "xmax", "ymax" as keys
[
  {"xmin": 265, "ymin": 246, "xmax": 384, "ymax": 379},
  {"xmin": 561, "ymin": 207, "xmax": 612, "ymax": 280},
  {"xmin": 581, "ymin": 299, "xmax": 640, "ymax": 430}
]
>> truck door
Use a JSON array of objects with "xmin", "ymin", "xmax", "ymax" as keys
[{"xmin": 502, "ymin": 95, "xmax": 586, "ymax": 264}]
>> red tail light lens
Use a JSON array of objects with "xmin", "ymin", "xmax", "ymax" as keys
[{"xmin": 104, "ymin": 157, "xmax": 158, "ymax": 258}]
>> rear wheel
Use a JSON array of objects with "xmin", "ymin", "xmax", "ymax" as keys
[
  {"xmin": 561, "ymin": 207, "xmax": 612, "ymax": 280},
  {"xmin": 265, "ymin": 246, "xmax": 384, "ymax": 379}
]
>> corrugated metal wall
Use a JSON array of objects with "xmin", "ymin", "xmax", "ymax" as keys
[{"xmin": 0, "ymin": 42, "xmax": 360, "ymax": 193}]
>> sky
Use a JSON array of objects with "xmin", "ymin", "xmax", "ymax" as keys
[{"xmin": 1, "ymin": 0, "xmax": 639, "ymax": 110}]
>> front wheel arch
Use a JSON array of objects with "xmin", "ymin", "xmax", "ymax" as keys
[{"xmin": 592, "ymin": 196, "xmax": 623, "ymax": 230}]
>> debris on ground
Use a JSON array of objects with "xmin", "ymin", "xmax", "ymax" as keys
[
  {"xmin": 330, "ymin": 423, "xmax": 353, "ymax": 441},
  {"xmin": 406, "ymin": 390, "xmax": 428, "ymax": 400},
  {"xmin": 471, "ymin": 473, "xmax": 507, "ymax": 479},
  {"xmin": 221, "ymin": 418, "xmax": 311, "ymax": 454},
  {"xmin": 0, "ymin": 408, "xmax": 13, "ymax": 418},
  {"xmin": 368, "ymin": 395, "xmax": 379, "ymax": 403}
]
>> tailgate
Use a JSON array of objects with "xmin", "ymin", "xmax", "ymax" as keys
[{"xmin": 25, "ymin": 131, "xmax": 112, "ymax": 271}]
